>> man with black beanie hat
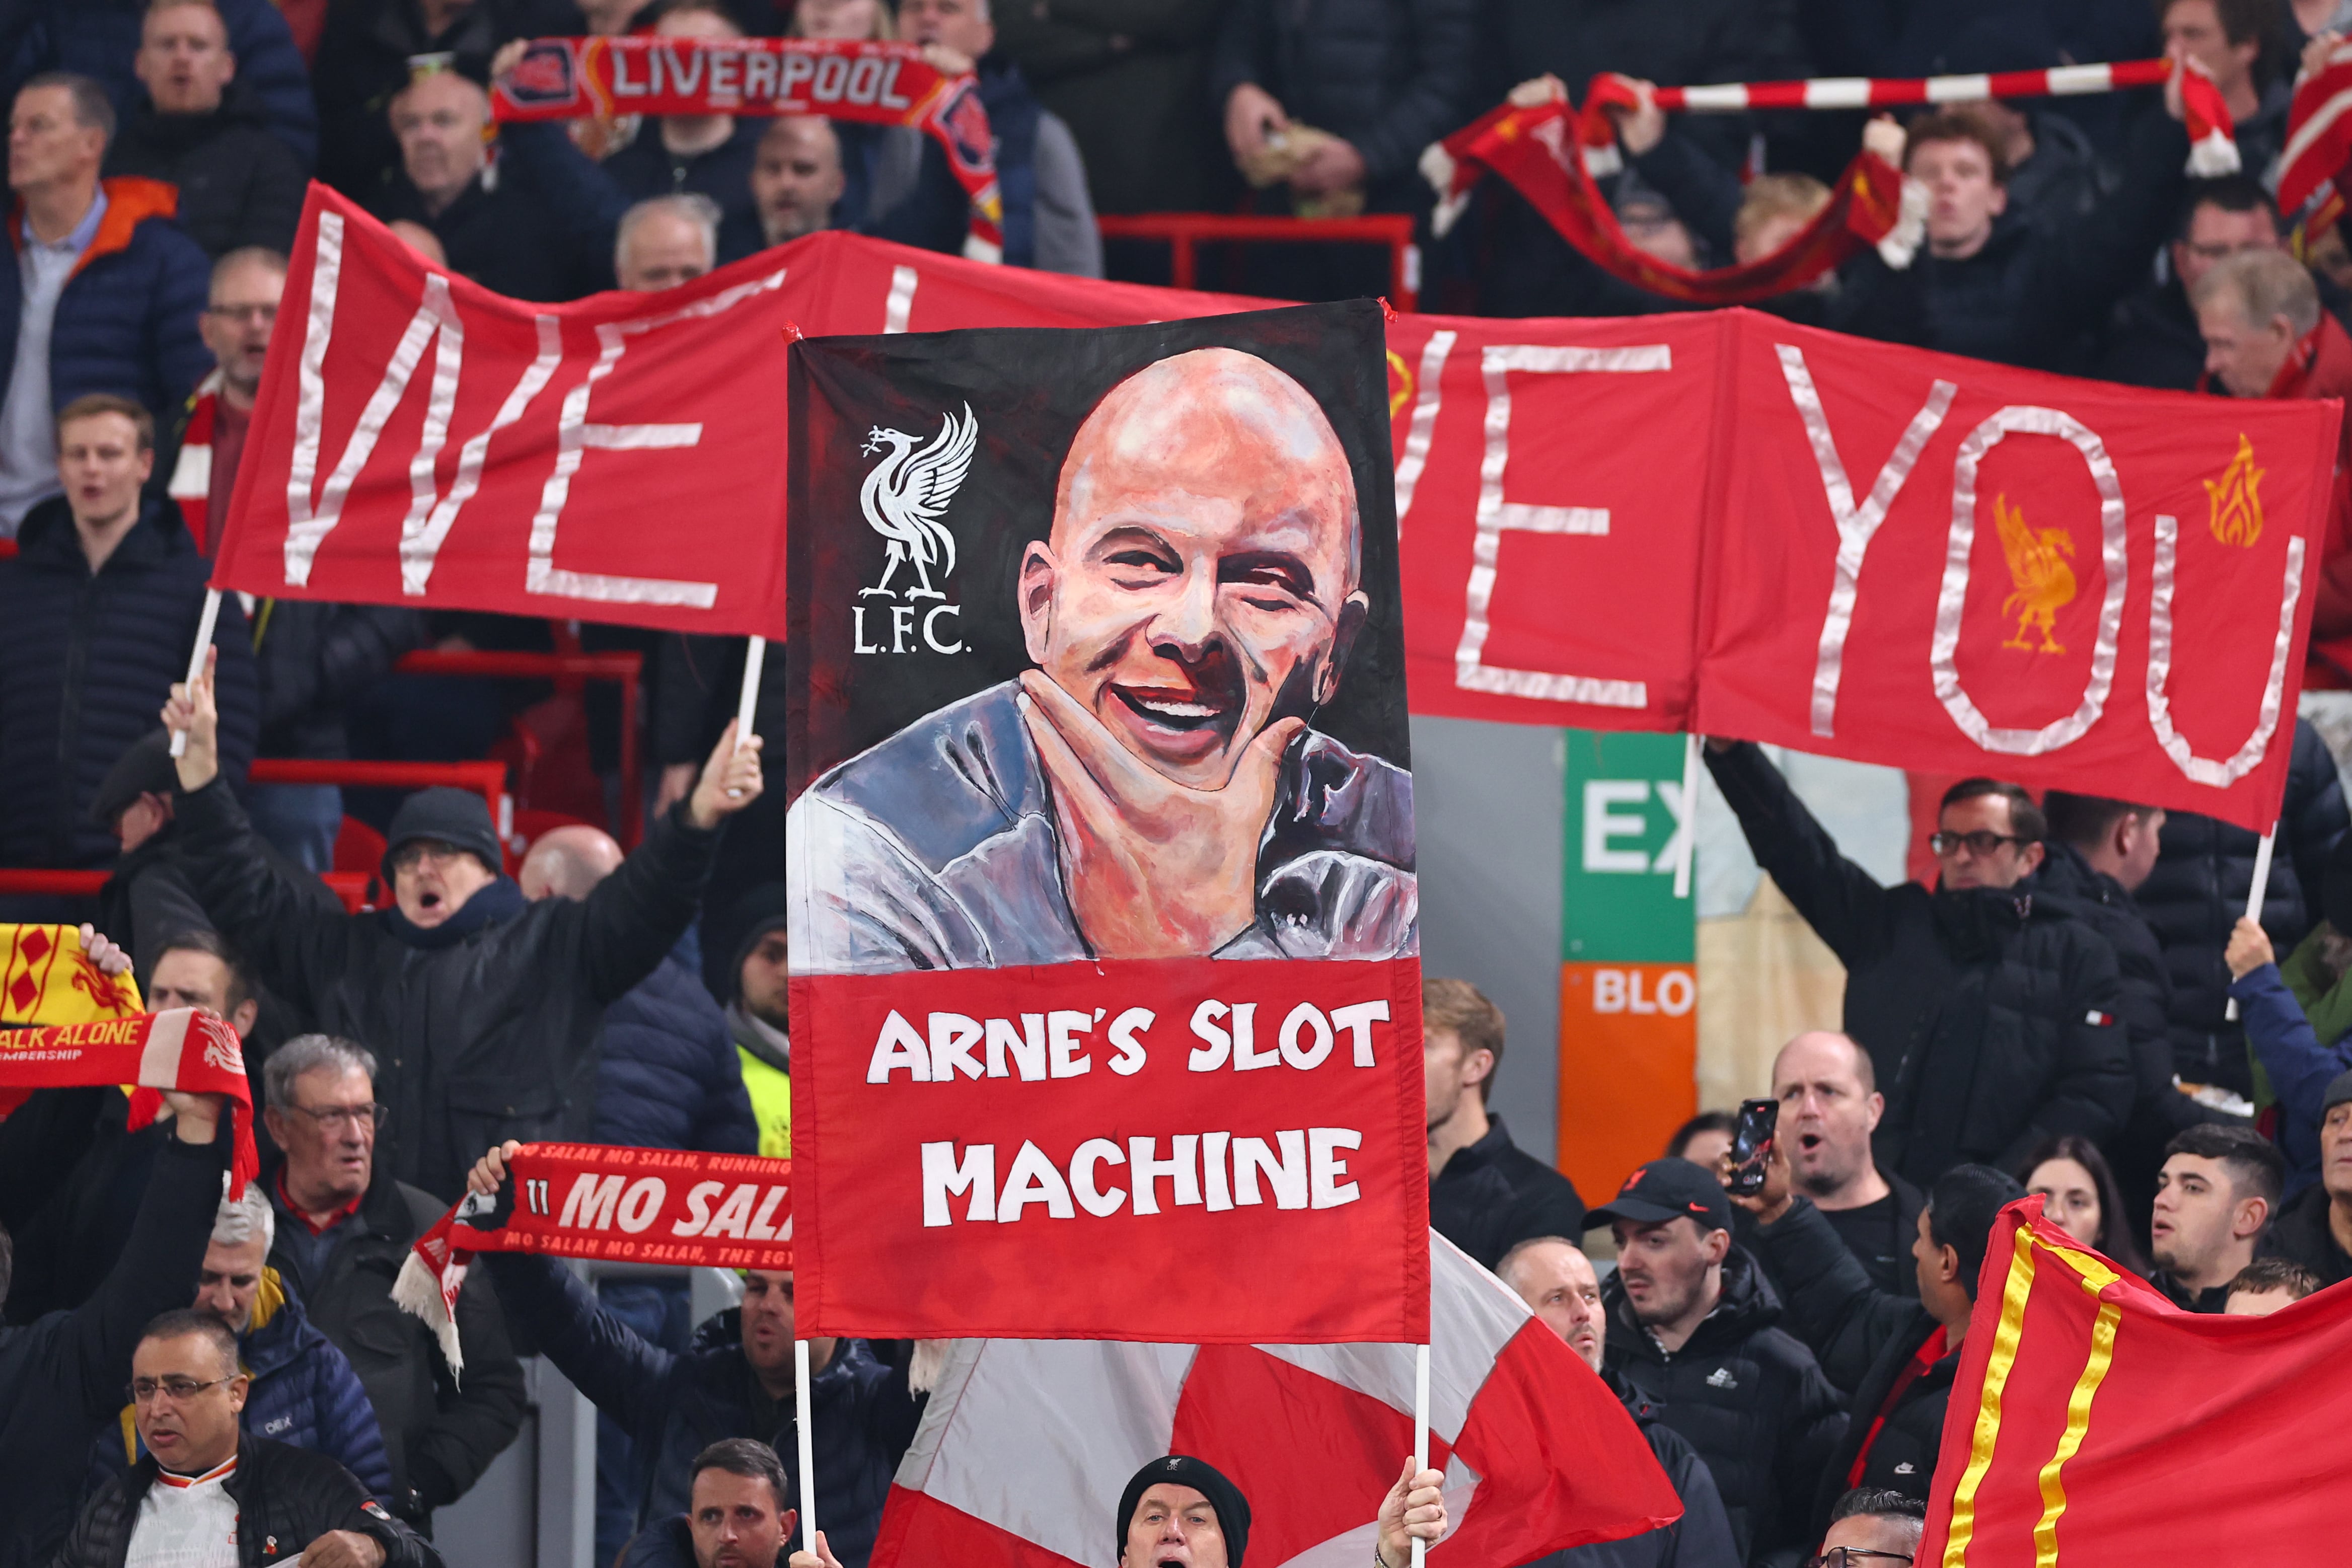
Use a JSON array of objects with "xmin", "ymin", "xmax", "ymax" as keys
[
  {"xmin": 787, "ymin": 1452, "xmax": 1446, "ymax": 1568},
  {"xmin": 161, "ymin": 653, "xmax": 768, "ymax": 1201}
]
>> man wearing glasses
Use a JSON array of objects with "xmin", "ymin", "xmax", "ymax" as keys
[
  {"xmin": 1706, "ymin": 742, "xmax": 2132, "ymax": 1189},
  {"xmin": 1806, "ymin": 1490, "xmax": 1922, "ymax": 1568},
  {"xmin": 52, "ymin": 1309, "xmax": 439, "ymax": 1568},
  {"xmin": 262, "ymin": 1034, "xmax": 525, "ymax": 1535}
]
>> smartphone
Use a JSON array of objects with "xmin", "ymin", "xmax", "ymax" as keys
[{"xmin": 1726, "ymin": 1097, "xmax": 1779, "ymax": 1197}]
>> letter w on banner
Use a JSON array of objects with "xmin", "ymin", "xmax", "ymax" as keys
[
  {"xmin": 784, "ymin": 298, "xmax": 1429, "ymax": 1344},
  {"xmin": 1921, "ymin": 1197, "xmax": 2352, "ymax": 1564},
  {"xmin": 210, "ymin": 185, "xmax": 797, "ymax": 637}
]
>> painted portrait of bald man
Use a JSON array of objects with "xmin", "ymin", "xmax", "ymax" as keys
[{"xmin": 788, "ymin": 346, "xmax": 1416, "ymax": 974}]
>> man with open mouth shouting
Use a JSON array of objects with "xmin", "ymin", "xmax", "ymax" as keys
[{"xmin": 790, "ymin": 345, "xmax": 1417, "ymax": 970}]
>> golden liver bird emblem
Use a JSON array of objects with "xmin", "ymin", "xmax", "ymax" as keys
[
  {"xmin": 1995, "ymin": 492, "xmax": 2076, "ymax": 653},
  {"xmin": 2206, "ymin": 433, "xmax": 2265, "ymax": 547}
]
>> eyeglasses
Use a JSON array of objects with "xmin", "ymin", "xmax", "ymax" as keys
[
  {"xmin": 203, "ymin": 304, "xmax": 277, "ymax": 325},
  {"xmin": 127, "ymin": 1374, "xmax": 240, "ymax": 1405},
  {"xmin": 284, "ymin": 1101, "xmax": 389, "ymax": 1132},
  {"xmin": 1805, "ymin": 1550, "xmax": 1915, "ymax": 1568},
  {"xmin": 1928, "ymin": 830, "xmax": 2024, "ymax": 858}
]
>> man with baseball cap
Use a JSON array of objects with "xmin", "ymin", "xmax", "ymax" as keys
[
  {"xmin": 2260, "ymin": 1067, "xmax": 2352, "ymax": 1288},
  {"xmin": 162, "ymin": 654, "xmax": 767, "ymax": 1200},
  {"xmin": 1589, "ymin": 1159, "xmax": 1843, "ymax": 1567}
]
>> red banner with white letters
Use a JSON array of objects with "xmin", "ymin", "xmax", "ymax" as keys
[
  {"xmin": 790, "ymin": 959, "xmax": 1428, "ymax": 1343},
  {"xmin": 212, "ymin": 191, "xmax": 2340, "ymax": 828}
]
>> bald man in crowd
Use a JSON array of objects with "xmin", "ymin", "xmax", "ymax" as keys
[
  {"xmin": 753, "ymin": 118, "xmax": 847, "ymax": 247},
  {"xmin": 1736, "ymin": 1032, "xmax": 1924, "ymax": 1299},
  {"xmin": 1500, "ymin": 1238, "xmax": 1739, "ymax": 1568},
  {"xmin": 614, "ymin": 195, "xmax": 719, "ymax": 293},
  {"xmin": 370, "ymin": 69, "xmax": 606, "ymax": 302},
  {"xmin": 790, "ymin": 347, "xmax": 1414, "ymax": 972}
]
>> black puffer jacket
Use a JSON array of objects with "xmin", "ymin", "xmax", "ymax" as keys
[
  {"xmin": 52, "ymin": 1437, "xmax": 439, "ymax": 1568},
  {"xmin": 2139, "ymin": 718, "xmax": 2349, "ymax": 1095},
  {"xmin": 102, "ymin": 81, "xmax": 307, "ymax": 256},
  {"xmin": 592, "ymin": 951, "xmax": 760, "ymax": 1155},
  {"xmin": 251, "ymin": 600, "xmax": 426, "ymax": 761},
  {"xmin": 266, "ymin": 1170, "xmax": 526, "ymax": 1527},
  {"xmin": 1746, "ymin": 1198, "xmax": 1956, "ymax": 1536},
  {"xmin": 1524, "ymin": 1370, "xmax": 1742, "ymax": 1568},
  {"xmin": 0, "ymin": 496, "xmax": 258, "ymax": 868},
  {"xmin": 179, "ymin": 780, "xmax": 722, "ymax": 1201},
  {"xmin": 0, "ymin": 1119, "xmax": 226, "ymax": 1568},
  {"xmin": 1707, "ymin": 742, "xmax": 2133, "ymax": 1188},
  {"xmin": 1602, "ymin": 1247, "xmax": 1845, "ymax": 1568},
  {"xmin": 1827, "ymin": 111, "xmax": 2186, "ymax": 373},
  {"xmin": 1207, "ymin": 0, "xmax": 1480, "ymax": 189}
]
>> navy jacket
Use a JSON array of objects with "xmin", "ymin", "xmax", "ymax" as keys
[
  {"xmin": 0, "ymin": 177, "xmax": 212, "ymax": 435},
  {"xmin": 484, "ymin": 1255, "xmax": 923, "ymax": 1568},
  {"xmin": 90, "ymin": 1270, "xmax": 394, "ymax": 1501},
  {"xmin": 0, "ymin": 0, "xmax": 316, "ymax": 168},
  {"xmin": 0, "ymin": 1122, "xmax": 228, "ymax": 1568},
  {"xmin": 499, "ymin": 118, "xmax": 770, "ymax": 275},
  {"xmin": 2232, "ymin": 962, "xmax": 2351, "ymax": 1198},
  {"xmin": 0, "ymin": 494, "xmax": 257, "ymax": 867},
  {"xmin": 593, "ymin": 951, "xmax": 760, "ymax": 1155}
]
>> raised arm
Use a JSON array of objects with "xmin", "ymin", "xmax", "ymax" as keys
[{"xmin": 1702, "ymin": 739, "xmax": 1898, "ymax": 967}]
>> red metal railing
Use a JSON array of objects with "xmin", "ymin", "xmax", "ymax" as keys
[
  {"xmin": 1097, "ymin": 213, "xmax": 1418, "ymax": 310},
  {"xmin": 392, "ymin": 648, "xmax": 643, "ymax": 845}
]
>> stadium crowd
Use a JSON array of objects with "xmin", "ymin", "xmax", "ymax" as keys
[{"xmin": 2, "ymin": 0, "xmax": 2351, "ymax": 1564}]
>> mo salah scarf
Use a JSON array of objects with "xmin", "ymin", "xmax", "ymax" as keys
[
  {"xmin": 492, "ymin": 36, "xmax": 1005, "ymax": 261},
  {"xmin": 1425, "ymin": 58, "xmax": 2239, "ymax": 307},
  {"xmin": 395, "ymin": 1142, "xmax": 790, "ymax": 1376}
]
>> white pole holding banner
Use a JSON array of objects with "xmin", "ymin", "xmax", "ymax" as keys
[
  {"xmin": 795, "ymin": 1336, "xmax": 817, "ymax": 1555},
  {"xmin": 2225, "ymin": 828, "xmax": 2278, "ymax": 1022},
  {"xmin": 737, "ymin": 635, "xmax": 767, "ymax": 745},
  {"xmin": 1410, "ymin": 1340, "xmax": 1431, "ymax": 1567},
  {"xmin": 167, "ymin": 588, "xmax": 224, "ymax": 759},
  {"xmin": 1673, "ymin": 732, "xmax": 1700, "ymax": 902}
]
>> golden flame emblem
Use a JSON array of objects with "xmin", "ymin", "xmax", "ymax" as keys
[
  {"xmin": 1387, "ymin": 349, "xmax": 1414, "ymax": 419},
  {"xmin": 1995, "ymin": 492, "xmax": 2077, "ymax": 654},
  {"xmin": 2206, "ymin": 433, "xmax": 2265, "ymax": 547}
]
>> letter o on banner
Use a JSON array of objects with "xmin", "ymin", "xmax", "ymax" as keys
[
  {"xmin": 616, "ymin": 1177, "xmax": 667, "ymax": 1234},
  {"xmin": 1279, "ymin": 1003, "xmax": 1335, "ymax": 1070},
  {"xmin": 1656, "ymin": 970, "xmax": 1696, "ymax": 1017},
  {"xmin": 1930, "ymin": 407, "xmax": 2128, "ymax": 754}
]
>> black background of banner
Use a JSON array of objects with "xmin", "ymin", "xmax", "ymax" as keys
[{"xmin": 783, "ymin": 301, "xmax": 1412, "ymax": 790}]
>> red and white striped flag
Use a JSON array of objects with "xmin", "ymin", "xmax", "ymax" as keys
[
  {"xmin": 2283, "ymin": 39, "xmax": 2352, "ymax": 221},
  {"xmin": 870, "ymin": 1233, "xmax": 1681, "ymax": 1567}
]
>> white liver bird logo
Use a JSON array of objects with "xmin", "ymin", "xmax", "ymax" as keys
[{"xmin": 858, "ymin": 403, "xmax": 978, "ymax": 601}]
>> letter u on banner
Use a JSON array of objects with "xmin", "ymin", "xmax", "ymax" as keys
[
  {"xmin": 2147, "ymin": 515, "xmax": 2306, "ymax": 786},
  {"xmin": 1931, "ymin": 407, "xmax": 2128, "ymax": 753}
]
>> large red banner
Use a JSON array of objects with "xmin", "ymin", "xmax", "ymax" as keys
[
  {"xmin": 791, "ymin": 959, "xmax": 1427, "ymax": 1342},
  {"xmin": 214, "ymin": 192, "xmax": 2341, "ymax": 827},
  {"xmin": 1923, "ymin": 1198, "xmax": 2352, "ymax": 1565}
]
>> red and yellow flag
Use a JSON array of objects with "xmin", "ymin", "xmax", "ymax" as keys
[{"xmin": 1924, "ymin": 1197, "xmax": 2346, "ymax": 1566}]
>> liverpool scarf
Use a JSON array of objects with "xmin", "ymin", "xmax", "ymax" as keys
[
  {"xmin": 0, "ymin": 1008, "xmax": 259, "ymax": 1195},
  {"xmin": 395, "ymin": 1142, "xmax": 791, "ymax": 1376},
  {"xmin": 0, "ymin": 922, "xmax": 150, "ymax": 1118},
  {"xmin": 1428, "ymin": 60, "xmax": 2238, "ymax": 307},
  {"xmin": 492, "ymin": 36, "xmax": 1005, "ymax": 261}
]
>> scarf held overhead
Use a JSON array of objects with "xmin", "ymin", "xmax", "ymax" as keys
[
  {"xmin": 493, "ymin": 36, "xmax": 1005, "ymax": 261},
  {"xmin": 1426, "ymin": 59, "xmax": 2237, "ymax": 307},
  {"xmin": 394, "ymin": 1142, "xmax": 791, "ymax": 1376},
  {"xmin": 0, "ymin": 1008, "xmax": 258, "ymax": 1195}
]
